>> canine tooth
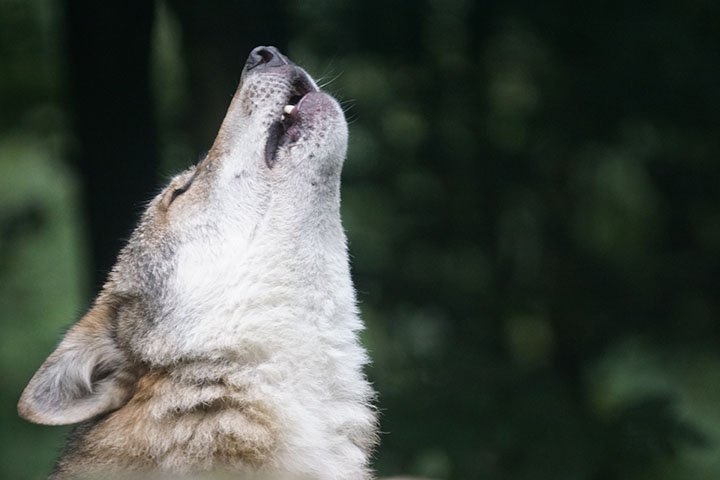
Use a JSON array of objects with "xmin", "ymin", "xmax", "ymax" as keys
[{"xmin": 283, "ymin": 105, "xmax": 296, "ymax": 115}]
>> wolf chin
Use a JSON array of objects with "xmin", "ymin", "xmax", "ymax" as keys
[{"xmin": 18, "ymin": 46, "xmax": 378, "ymax": 480}]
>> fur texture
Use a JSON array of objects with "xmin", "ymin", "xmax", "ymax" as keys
[{"xmin": 18, "ymin": 47, "xmax": 377, "ymax": 480}]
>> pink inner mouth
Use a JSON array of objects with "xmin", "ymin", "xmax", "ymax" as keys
[{"xmin": 264, "ymin": 72, "xmax": 317, "ymax": 169}]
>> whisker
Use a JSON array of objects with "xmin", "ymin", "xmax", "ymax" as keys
[
  {"xmin": 340, "ymin": 98, "xmax": 357, "ymax": 109},
  {"xmin": 318, "ymin": 70, "xmax": 345, "ymax": 89}
]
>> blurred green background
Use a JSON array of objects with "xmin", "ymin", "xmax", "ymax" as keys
[{"xmin": 1, "ymin": 0, "xmax": 720, "ymax": 479}]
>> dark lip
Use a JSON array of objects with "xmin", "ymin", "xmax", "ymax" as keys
[{"xmin": 264, "ymin": 71, "xmax": 316, "ymax": 169}]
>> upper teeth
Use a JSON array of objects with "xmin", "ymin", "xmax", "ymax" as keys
[{"xmin": 283, "ymin": 105, "xmax": 296, "ymax": 115}]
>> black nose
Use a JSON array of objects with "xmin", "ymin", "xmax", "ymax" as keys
[{"xmin": 245, "ymin": 46, "xmax": 291, "ymax": 72}]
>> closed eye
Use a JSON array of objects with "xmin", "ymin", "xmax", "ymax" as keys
[
  {"xmin": 167, "ymin": 164, "xmax": 201, "ymax": 207},
  {"xmin": 168, "ymin": 185, "xmax": 188, "ymax": 205},
  {"xmin": 168, "ymin": 175, "xmax": 195, "ymax": 206}
]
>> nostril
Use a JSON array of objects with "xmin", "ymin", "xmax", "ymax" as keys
[
  {"xmin": 246, "ymin": 47, "xmax": 271, "ymax": 71},
  {"xmin": 245, "ymin": 46, "xmax": 288, "ymax": 71},
  {"xmin": 256, "ymin": 48, "xmax": 274, "ymax": 65}
]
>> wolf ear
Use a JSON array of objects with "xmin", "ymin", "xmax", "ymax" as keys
[{"xmin": 18, "ymin": 297, "xmax": 133, "ymax": 425}]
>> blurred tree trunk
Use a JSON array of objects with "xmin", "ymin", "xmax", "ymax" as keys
[{"xmin": 63, "ymin": 0, "xmax": 158, "ymax": 291}]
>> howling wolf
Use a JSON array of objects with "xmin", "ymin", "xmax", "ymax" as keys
[{"xmin": 19, "ymin": 46, "xmax": 377, "ymax": 480}]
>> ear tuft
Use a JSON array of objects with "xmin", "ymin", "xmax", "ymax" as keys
[{"xmin": 18, "ymin": 300, "xmax": 134, "ymax": 425}]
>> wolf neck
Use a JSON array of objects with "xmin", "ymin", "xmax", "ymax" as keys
[
  {"xmin": 168, "ymin": 234, "xmax": 374, "ymax": 480},
  {"xmin": 228, "ymin": 177, "xmax": 351, "ymax": 319},
  {"xmin": 108, "ymin": 186, "xmax": 376, "ymax": 478},
  {"xmin": 61, "ymin": 236, "xmax": 376, "ymax": 479}
]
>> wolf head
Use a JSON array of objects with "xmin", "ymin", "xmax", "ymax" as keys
[{"xmin": 18, "ymin": 47, "xmax": 358, "ymax": 426}]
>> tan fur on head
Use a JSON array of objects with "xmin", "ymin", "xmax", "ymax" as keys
[{"xmin": 19, "ymin": 46, "xmax": 377, "ymax": 480}]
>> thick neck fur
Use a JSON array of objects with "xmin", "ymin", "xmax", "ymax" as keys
[{"xmin": 53, "ymin": 193, "xmax": 377, "ymax": 480}]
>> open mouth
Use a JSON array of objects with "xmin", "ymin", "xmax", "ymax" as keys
[{"xmin": 264, "ymin": 73, "xmax": 316, "ymax": 168}]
